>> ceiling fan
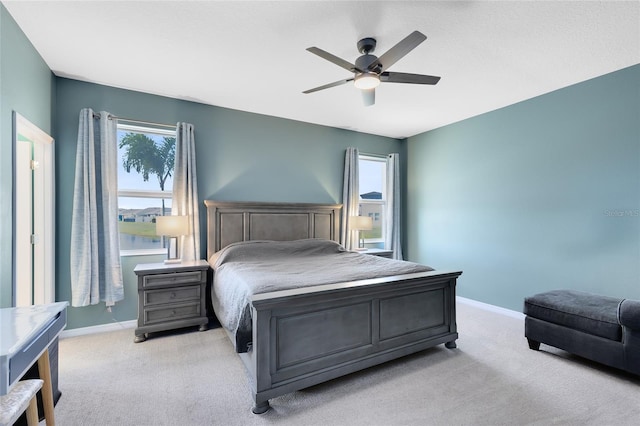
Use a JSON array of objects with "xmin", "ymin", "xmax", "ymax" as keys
[{"xmin": 303, "ymin": 30, "xmax": 440, "ymax": 106}]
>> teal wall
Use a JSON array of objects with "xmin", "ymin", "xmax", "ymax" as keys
[
  {"xmin": 405, "ymin": 64, "xmax": 640, "ymax": 311},
  {"xmin": 0, "ymin": 4, "xmax": 55, "ymax": 307},
  {"xmin": 55, "ymin": 78, "xmax": 401, "ymax": 329}
]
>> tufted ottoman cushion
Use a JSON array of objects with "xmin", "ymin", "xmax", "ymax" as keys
[{"xmin": 524, "ymin": 290, "xmax": 623, "ymax": 342}]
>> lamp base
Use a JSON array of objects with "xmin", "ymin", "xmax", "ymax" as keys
[{"xmin": 164, "ymin": 236, "xmax": 181, "ymax": 264}]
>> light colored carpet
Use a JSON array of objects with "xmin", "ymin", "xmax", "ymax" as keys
[{"xmin": 51, "ymin": 300, "xmax": 640, "ymax": 425}]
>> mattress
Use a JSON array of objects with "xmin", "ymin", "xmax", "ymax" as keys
[{"xmin": 209, "ymin": 239, "xmax": 434, "ymax": 352}]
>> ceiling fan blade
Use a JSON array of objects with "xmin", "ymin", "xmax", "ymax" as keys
[
  {"xmin": 306, "ymin": 47, "xmax": 361, "ymax": 73},
  {"xmin": 381, "ymin": 72, "xmax": 440, "ymax": 85},
  {"xmin": 370, "ymin": 30, "xmax": 427, "ymax": 72},
  {"xmin": 361, "ymin": 88, "xmax": 375, "ymax": 106},
  {"xmin": 303, "ymin": 78, "xmax": 353, "ymax": 94}
]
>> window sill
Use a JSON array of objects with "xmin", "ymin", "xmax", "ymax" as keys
[{"xmin": 120, "ymin": 249, "xmax": 166, "ymax": 257}]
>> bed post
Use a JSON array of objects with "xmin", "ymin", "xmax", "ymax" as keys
[
  {"xmin": 252, "ymin": 400, "xmax": 270, "ymax": 415},
  {"xmin": 445, "ymin": 278, "xmax": 458, "ymax": 349},
  {"xmin": 251, "ymin": 305, "xmax": 272, "ymax": 414}
]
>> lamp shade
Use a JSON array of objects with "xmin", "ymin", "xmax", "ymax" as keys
[
  {"xmin": 349, "ymin": 215, "xmax": 373, "ymax": 231},
  {"xmin": 156, "ymin": 215, "xmax": 189, "ymax": 236}
]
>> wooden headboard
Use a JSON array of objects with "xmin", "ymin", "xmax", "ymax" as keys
[{"xmin": 204, "ymin": 201, "xmax": 342, "ymax": 261}]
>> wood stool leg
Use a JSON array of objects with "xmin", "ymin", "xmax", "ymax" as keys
[
  {"xmin": 26, "ymin": 396, "xmax": 40, "ymax": 426},
  {"xmin": 37, "ymin": 348, "xmax": 56, "ymax": 425}
]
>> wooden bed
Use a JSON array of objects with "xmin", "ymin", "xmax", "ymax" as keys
[{"xmin": 205, "ymin": 200, "xmax": 462, "ymax": 414}]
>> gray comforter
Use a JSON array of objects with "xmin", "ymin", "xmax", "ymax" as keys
[{"xmin": 210, "ymin": 239, "xmax": 434, "ymax": 353}]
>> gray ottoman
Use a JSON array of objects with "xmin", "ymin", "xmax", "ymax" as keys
[{"xmin": 524, "ymin": 290, "xmax": 640, "ymax": 376}]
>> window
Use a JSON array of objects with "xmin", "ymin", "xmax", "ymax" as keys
[
  {"xmin": 117, "ymin": 123, "xmax": 176, "ymax": 254},
  {"xmin": 358, "ymin": 155, "xmax": 387, "ymax": 244}
]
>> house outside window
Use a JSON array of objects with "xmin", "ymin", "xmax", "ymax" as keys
[
  {"xmin": 359, "ymin": 155, "xmax": 387, "ymax": 245},
  {"xmin": 117, "ymin": 123, "xmax": 176, "ymax": 254}
]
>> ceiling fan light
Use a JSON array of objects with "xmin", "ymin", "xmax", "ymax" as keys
[{"xmin": 354, "ymin": 73, "xmax": 380, "ymax": 90}]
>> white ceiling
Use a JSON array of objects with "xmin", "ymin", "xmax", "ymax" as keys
[{"xmin": 3, "ymin": 1, "xmax": 639, "ymax": 139}]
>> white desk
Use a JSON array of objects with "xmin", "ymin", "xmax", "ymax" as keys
[{"xmin": 0, "ymin": 302, "xmax": 68, "ymax": 424}]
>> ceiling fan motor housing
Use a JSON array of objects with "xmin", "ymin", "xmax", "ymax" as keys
[
  {"xmin": 356, "ymin": 38, "xmax": 380, "ymax": 73},
  {"xmin": 355, "ymin": 54, "xmax": 379, "ymax": 73}
]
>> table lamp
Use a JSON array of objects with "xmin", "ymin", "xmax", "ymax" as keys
[
  {"xmin": 156, "ymin": 215, "xmax": 189, "ymax": 264},
  {"xmin": 349, "ymin": 215, "xmax": 373, "ymax": 250}
]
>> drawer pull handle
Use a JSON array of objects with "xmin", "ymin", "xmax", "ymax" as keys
[
  {"xmin": 170, "ymin": 292, "xmax": 176, "ymax": 299},
  {"xmin": 172, "ymin": 310, "xmax": 177, "ymax": 316}
]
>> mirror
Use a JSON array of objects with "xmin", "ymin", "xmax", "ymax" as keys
[{"xmin": 13, "ymin": 112, "xmax": 55, "ymax": 306}]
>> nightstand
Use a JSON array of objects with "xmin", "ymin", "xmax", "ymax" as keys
[
  {"xmin": 358, "ymin": 248, "xmax": 394, "ymax": 258},
  {"xmin": 133, "ymin": 260, "xmax": 209, "ymax": 343}
]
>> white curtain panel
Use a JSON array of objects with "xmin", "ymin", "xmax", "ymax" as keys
[
  {"xmin": 340, "ymin": 147, "xmax": 360, "ymax": 250},
  {"xmin": 172, "ymin": 122, "xmax": 200, "ymax": 261},
  {"xmin": 70, "ymin": 108, "xmax": 123, "ymax": 307},
  {"xmin": 385, "ymin": 153, "xmax": 403, "ymax": 260}
]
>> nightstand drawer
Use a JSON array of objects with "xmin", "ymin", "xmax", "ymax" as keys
[
  {"xmin": 143, "ymin": 285, "xmax": 201, "ymax": 306},
  {"xmin": 142, "ymin": 270, "xmax": 204, "ymax": 289},
  {"xmin": 143, "ymin": 302, "xmax": 202, "ymax": 324}
]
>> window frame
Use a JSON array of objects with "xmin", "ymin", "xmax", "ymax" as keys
[
  {"xmin": 117, "ymin": 123, "xmax": 177, "ymax": 256},
  {"xmin": 358, "ymin": 154, "xmax": 388, "ymax": 245}
]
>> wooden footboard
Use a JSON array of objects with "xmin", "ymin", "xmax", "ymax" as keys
[{"xmin": 238, "ymin": 270, "xmax": 461, "ymax": 413}]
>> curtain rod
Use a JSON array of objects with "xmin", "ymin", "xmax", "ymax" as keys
[
  {"xmin": 91, "ymin": 112, "xmax": 176, "ymax": 129},
  {"xmin": 113, "ymin": 116, "xmax": 177, "ymax": 129},
  {"xmin": 360, "ymin": 151, "xmax": 390, "ymax": 159}
]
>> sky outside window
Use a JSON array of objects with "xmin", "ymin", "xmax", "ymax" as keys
[{"xmin": 359, "ymin": 158, "xmax": 384, "ymax": 196}]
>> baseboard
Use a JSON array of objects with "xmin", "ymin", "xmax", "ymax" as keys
[
  {"xmin": 60, "ymin": 298, "xmax": 521, "ymax": 339},
  {"xmin": 457, "ymin": 296, "xmax": 525, "ymax": 320},
  {"xmin": 60, "ymin": 319, "xmax": 137, "ymax": 339}
]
